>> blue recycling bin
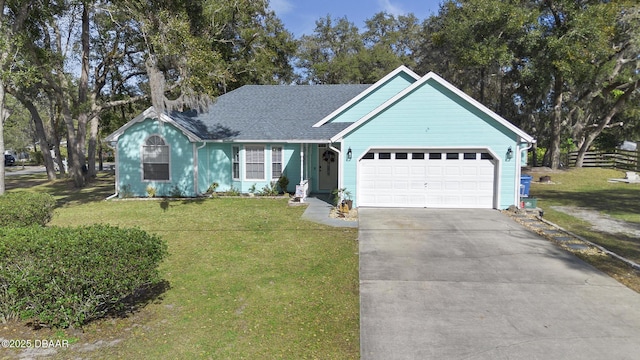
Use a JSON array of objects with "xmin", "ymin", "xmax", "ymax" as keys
[{"xmin": 520, "ymin": 175, "xmax": 532, "ymax": 197}]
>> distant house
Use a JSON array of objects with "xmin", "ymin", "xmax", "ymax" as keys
[{"xmin": 105, "ymin": 66, "xmax": 535, "ymax": 209}]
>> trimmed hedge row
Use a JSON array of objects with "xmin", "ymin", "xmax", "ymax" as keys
[
  {"xmin": 0, "ymin": 192, "xmax": 56, "ymax": 227},
  {"xmin": 0, "ymin": 225, "xmax": 168, "ymax": 328}
]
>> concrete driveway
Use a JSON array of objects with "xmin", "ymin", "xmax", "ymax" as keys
[{"xmin": 359, "ymin": 208, "xmax": 640, "ymax": 360}]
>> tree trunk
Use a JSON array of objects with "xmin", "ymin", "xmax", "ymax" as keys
[
  {"xmin": 550, "ymin": 76, "xmax": 563, "ymax": 169},
  {"xmin": 0, "ymin": 80, "xmax": 7, "ymax": 195},
  {"xmin": 22, "ymin": 98, "xmax": 57, "ymax": 180},
  {"xmin": 66, "ymin": 2, "xmax": 91, "ymax": 188},
  {"xmin": 54, "ymin": 145, "xmax": 65, "ymax": 175},
  {"xmin": 87, "ymin": 116, "xmax": 99, "ymax": 177},
  {"xmin": 574, "ymin": 82, "xmax": 637, "ymax": 168},
  {"xmin": 50, "ymin": 114, "xmax": 65, "ymax": 175}
]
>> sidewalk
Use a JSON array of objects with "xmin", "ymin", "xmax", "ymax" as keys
[{"xmin": 301, "ymin": 196, "xmax": 358, "ymax": 228}]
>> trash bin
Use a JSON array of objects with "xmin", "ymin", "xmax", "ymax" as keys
[{"xmin": 520, "ymin": 175, "xmax": 532, "ymax": 197}]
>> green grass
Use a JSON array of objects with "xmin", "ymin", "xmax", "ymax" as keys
[
  {"xmin": 526, "ymin": 167, "xmax": 640, "ymax": 294},
  {"xmin": 3, "ymin": 174, "xmax": 360, "ymax": 359},
  {"xmin": 529, "ymin": 167, "xmax": 640, "ymax": 267}
]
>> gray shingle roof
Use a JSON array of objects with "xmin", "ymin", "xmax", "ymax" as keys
[{"xmin": 170, "ymin": 84, "xmax": 371, "ymax": 141}]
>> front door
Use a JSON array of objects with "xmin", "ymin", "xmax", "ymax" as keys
[{"xmin": 318, "ymin": 144, "xmax": 338, "ymax": 190}]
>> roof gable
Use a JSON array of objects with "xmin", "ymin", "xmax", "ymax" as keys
[
  {"xmin": 105, "ymin": 107, "xmax": 202, "ymax": 143},
  {"xmin": 312, "ymin": 65, "xmax": 420, "ymax": 127},
  {"xmin": 331, "ymin": 72, "xmax": 535, "ymax": 143}
]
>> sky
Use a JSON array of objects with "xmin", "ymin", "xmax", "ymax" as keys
[{"xmin": 269, "ymin": 0, "xmax": 443, "ymax": 38}]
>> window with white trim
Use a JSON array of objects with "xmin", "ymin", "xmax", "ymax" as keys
[
  {"xmin": 142, "ymin": 135, "xmax": 170, "ymax": 181},
  {"xmin": 232, "ymin": 146, "xmax": 240, "ymax": 180},
  {"xmin": 272, "ymin": 146, "xmax": 283, "ymax": 179},
  {"xmin": 245, "ymin": 145, "xmax": 265, "ymax": 180}
]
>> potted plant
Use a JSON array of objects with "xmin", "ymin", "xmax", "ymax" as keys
[{"xmin": 332, "ymin": 188, "xmax": 353, "ymax": 210}]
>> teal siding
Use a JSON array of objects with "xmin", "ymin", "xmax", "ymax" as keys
[
  {"xmin": 200, "ymin": 143, "xmax": 301, "ymax": 194},
  {"xmin": 117, "ymin": 118, "xmax": 196, "ymax": 197},
  {"xmin": 281, "ymin": 144, "xmax": 302, "ymax": 192},
  {"xmin": 197, "ymin": 143, "xmax": 232, "ymax": 193},
  {"xmin": 341, "ymin": 79, "xmax": 520, "ymax": 209},
  {"xmin": 329, "ymin": 72, "xmax": 417, "ymax": 123},
  {"xmin": 118, "ymin": 132, "xmax": 305, "ymax": 197}
]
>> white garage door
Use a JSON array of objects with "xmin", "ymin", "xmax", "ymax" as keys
[{"xmin": 358, "ymin": 150, "xmax": 496, "ymax": 208}]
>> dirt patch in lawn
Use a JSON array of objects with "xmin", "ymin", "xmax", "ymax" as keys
[{"xmin": 552, "ymin": 206, "xmax": 640, "ymax": 237}]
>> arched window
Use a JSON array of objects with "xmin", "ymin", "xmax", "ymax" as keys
[{"xmin": 142, "ymin": 135, "xmax": 169, "ymax": 180}]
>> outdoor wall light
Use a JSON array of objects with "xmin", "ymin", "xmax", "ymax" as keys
[
  {"xmin": 506, "ymin": 146, "xmax": 513, "ymax": 160},
  {"xmin": 347, "ymin": 147, "xmax": 353, "ymax": 161}
]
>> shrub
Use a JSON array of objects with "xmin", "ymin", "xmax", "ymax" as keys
[
  {"xmin": 0, "ymin": 192, "xmax": 56, "ymax": 227},
  {"xmin": 225, "ymin": 186, "xmax": 241, "ymax": 196},
  {"xmin": 119, "ymin": 184, "xmax": 133, "ymax": 198},
  {"xmin": 257, "ymin": 182, "xmax": 279, "ymax": 196},
  {"xmin": 169, "ymin": 184, "xmax": 183, "ymax": 198},
  {"xmin": 29, "ymin": 151, "xmax": 44, "ymax": 165},
  {"xmin": 206, "ymin": 182, "xmax": 219, "ymax": 194},
  {"xmin": 0, "ymin": 225, "xmax": 168, "ymax": 328},
  {"xmin": 146, "ymin": 185, "xmax": 157, "ymax": 198},
  {"xmin": 277, "ymin": 175, "xmax": 289, "ymax": 194}
]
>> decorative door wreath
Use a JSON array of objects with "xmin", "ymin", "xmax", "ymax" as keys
[{"xmin": 322, "ymin": 150, "xmax": 335, "ymax": 175}]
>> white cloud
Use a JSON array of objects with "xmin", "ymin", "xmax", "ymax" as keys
[
  {"xmin": 269, "ymin": 0, "xmax": 294, "ymax": 15},
  {"xmin": 378, "ymin": 0, "xmax": 405, "ymax": 16}
]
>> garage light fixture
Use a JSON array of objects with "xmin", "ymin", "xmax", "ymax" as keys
[
  {"xmin": 506, "ymin": 146, "xmax": 513, "ymax": 160},
  {"xmin": 347, "ymin": 147, "xmax": 353, "ymax": 161}
]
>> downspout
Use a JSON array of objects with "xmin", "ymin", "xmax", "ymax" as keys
[
  {"xmin": 515, "ymin": 139, "xmax": 536, "ymax": 208},
  {"xmin": 329, "ymin": 142, "xmax": 343, "ymax": 196},
  {"xmin": 194, "ymin": 142, "xmax": 207, "ymax": 196}
]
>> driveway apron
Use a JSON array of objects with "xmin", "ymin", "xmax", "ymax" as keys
[{"xmin": 359, "ymin": 208, "xmax": 640, "ymax": 360}]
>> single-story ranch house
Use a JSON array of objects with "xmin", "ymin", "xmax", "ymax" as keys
[{"xmin": 106, "ymin": 66, "xmax": 535, "ymax": 209}]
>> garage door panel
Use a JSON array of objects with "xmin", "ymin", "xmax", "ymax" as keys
[
  {"xmin": 394, "ymin": 180, "xmax": 409, "ymax": 190},
  {"xmin": 410, "ymin": 181, "xmax": 426, "ymax": 191},
  {"xmin": 443, "ymin": 182, "xmax": 460, "ymax": 191},
  {"xmin": 377, "ymin": 166, "xmax": 393, "ymax": 176},
  {"xmin": 478, "ymin": 166, "xmax": 494, "ymax": 176},
  {"xmin": 462, "ymin": 167, "xmax": 478, "ymax": 176},
  {"xmin": 394, "ymin": 166, "xmax": 409, "ymax": 177},
  {"xmin": 359, "ymin": 150, "xmax": 495, "ymax": 209},
  {"xmin": 361, "ymin": 164, "xmax": 376, "ymax": 173},
  {"xmin": 427, "ymin": 181, "xmax": 443, "ymax": 191},
  {"xmin": 410, "ymin": 166, "xmax": 426, "ymax": 176},
  {"xmin": 461, "ymin": 181, "xmax": 479, "ymax": 191},
  {"xmin": 428, "ymin": 166, "xmax": 443, "ymax": 176},
  {"xmin": 361, "ymin": 181, "xmax": 376, "ymax": 190},
  {"xmin": 445, "ymin": 167, "xmax": 460, "ymax": 176}
]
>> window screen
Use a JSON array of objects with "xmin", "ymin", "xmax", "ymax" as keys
[
  {"xmin": 245, "ymin": 146, "xmax": 265, "ymax": 179},
  {"xmin": 142, "ymin": 136, "xmax": 169, "ymax": 181}
]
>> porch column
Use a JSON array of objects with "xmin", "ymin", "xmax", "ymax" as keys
[
  {"xmin": 300, "ymin": 143, "xmax": 304, "ymax": 184},
  {"xmin": 296, "ymin": 143, "xmax": 308, "ymax": 202}
]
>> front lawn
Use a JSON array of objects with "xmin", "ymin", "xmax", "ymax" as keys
[
  {"xmin": 527, "ymin": 167, "xmax": 640, "ymax": 291},
  {"xmin": 2, "ymin": 174, "xmax": 360, "ymax": 359}
]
